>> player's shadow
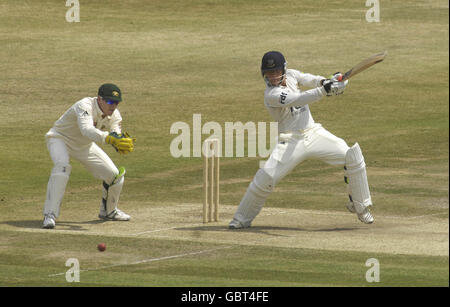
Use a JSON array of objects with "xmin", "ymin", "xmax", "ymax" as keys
[
  {"xmin": 2, "ymin": 219, "xmax": 107, "ymax": 231},
  {"xmin": 176, "ymin": 225, "xmax": 362, "ymax": 237}
]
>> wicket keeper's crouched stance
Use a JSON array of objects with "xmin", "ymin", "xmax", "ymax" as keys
[
  {"xmin": 229, "ymin": 51, "xmax": 374, "ymax": 229},
  {"xmin": 42, "ymin": 83, "xmax": 135, "ymax": 229}
]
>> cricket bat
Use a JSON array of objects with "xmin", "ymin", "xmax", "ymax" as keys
[{"xmin": 338, "ymin": 51, "xmax": 387, "ymax": 81}]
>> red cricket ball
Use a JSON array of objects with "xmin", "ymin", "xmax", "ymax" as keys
[{"xmin": 97, "ymin": 243, "xmax": 106, "ymax": 252}]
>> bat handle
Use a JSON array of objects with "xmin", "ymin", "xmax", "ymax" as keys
[{"xmin": 337, "ymin": 75, "xmax": 343, "ymax": 82}]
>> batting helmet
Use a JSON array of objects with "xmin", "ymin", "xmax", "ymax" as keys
[{"xmin": 261, "ymin": 51, "xmax": 287, "ymax": 86}]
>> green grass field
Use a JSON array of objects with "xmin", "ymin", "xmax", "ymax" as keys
[{"xmin": 0, "ymin": 0, "xmax": 448, "ymax": 289}]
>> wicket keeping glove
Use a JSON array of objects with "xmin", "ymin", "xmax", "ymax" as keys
[{"xmin": 105, "ymin": 132, "xmax": 135, "ymax": 154}]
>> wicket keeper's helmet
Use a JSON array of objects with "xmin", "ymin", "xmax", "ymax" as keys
[{"xmin": 261, "ymin": 51, "xmax": 287, "ymax": 86}]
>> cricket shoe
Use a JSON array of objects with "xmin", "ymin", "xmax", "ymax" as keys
[
  {"xmin": 357, "ymin": 207, "xmax": 374, "ymax": 224},
  {"xmin": 346, "ymin": 202, "xmax": 356, "ymax": 213},
  {"xmin": 42, "ymin": 214, "xmax": 56, "ymax": 229},
  {"xmin": 346, "ymin": 202, "xmax": 374, "ymax": 224},
  {"xmin": 98, "ymin": 208, "xmax": 131, "ymax": 221},
  {"xmin": 228, "ymin": 219, "xmax": 249, "ymax": 229}
]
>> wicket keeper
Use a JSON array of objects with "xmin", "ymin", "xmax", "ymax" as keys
[{"xmin": 42, "ymin": 83, "xmax": 135, "ymax": 229}]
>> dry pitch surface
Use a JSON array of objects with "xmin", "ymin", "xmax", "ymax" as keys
[{"xmin": 2, "ymin": 203, "xmax": 447, "ymax": 257}]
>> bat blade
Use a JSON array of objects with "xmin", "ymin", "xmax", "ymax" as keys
[{"xmin": 340, "ymin": 51, "xmax": 387, "ymax": 81}]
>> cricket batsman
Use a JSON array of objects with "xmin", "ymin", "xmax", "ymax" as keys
[
  {"xmin": 229, "ymin": 51, "xmax": 374, "ymax": 229},
  {"xmin": 42, "ymin": 83, "xmax": 135, "ymax": 229}
]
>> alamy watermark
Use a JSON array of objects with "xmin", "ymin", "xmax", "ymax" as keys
[
  {"xmin": 169, "ymin": 114, "xmax": 278, "ymax": 159},
  {"xmin": 365, "ymin": 0, "xmax": 380, "ymax": 23},
  {"xmin": 65, "ymin": 0, "xmax": 80, "ymax": 23},
  {"xmin": 65, "ymin": 258, "xmax": 80, "ymax": 282},
  {"xmin": 365, "ymin": 258, "xmax": 380, "ymax": 283}
]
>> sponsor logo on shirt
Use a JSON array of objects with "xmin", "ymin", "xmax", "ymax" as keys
[
  {"xmin": 290, "ymin": 106, "xmax": 306, "ymax": 115},
  {"xmin": 280, "ymin": 92, "xmax": 288, "ymax": 104}
]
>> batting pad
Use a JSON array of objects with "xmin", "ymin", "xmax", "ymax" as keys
[
  {"xmin": 345, "ymin": 143, "xmax": 372, "ymax": 212},
  {"xmin": 232, "ymin": 169, "xmax": 273, "ymax": 227}
]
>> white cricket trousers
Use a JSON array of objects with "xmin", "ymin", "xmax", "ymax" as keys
[
  {"xmin": 264, "ymin": 123, "xmax": 349, "ymax": 183},
  {"xmin": 43, "ymin": 137, "xmax": 119, "ymax": 217},
  {"xmin": 231, "ymin": 123, "xmax": 350, "ymax": 227}
]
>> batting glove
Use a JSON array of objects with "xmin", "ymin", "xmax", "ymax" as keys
[{"xmin": 322, "ymin": 79, "xmax": 348, "ymax": 96}]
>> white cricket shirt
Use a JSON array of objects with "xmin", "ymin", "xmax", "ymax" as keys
[
  {"xmin": 264, "ymin": 69, "xmax": 326, "ymax": 133},
  {"xmin": 46, "ymin": 97, "xmax": 122, "ymax": 148}
]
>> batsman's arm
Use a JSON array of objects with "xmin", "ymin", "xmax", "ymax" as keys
[
  {"xmin": 265, "ymin": 87, "xmax": 326, "ymax": 108},
  {"xmin": 292, "ymin": 70, "xmax": 326, "ymax": 88}
]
